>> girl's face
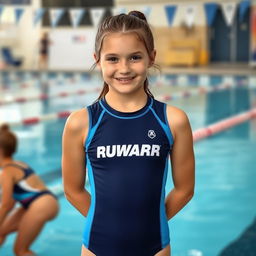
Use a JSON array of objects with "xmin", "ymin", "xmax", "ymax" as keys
[{"xmin": 96, "ymin": 32, "xmax": 156, "ymax": 95}]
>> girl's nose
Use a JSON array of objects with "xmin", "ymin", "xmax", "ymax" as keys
[{"xmin": 119, "ymin": 60, "xmax": 131, "ymax": 74}]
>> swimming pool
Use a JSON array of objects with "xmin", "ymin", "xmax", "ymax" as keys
[{"xmin": 0, "ymin": 73, "xmax": 256, "ymax": 256}]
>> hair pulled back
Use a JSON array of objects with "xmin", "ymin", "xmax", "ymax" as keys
[
  {"xmin": 0, "ymin": 124, "xmax": 17, "ymax": 157},
  {"xmin": 92, "ymin": 10, "xmax": 156, "ymax": 102}
]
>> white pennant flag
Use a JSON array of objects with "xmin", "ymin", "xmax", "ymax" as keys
[
  {"xmin": 185, "ymin": 5, "xmax": 197, "ymax": 27},
  {"xmin": 69, "ymin": 8, "xmax": 85, "ymax": 27},
  {"xmin": 221, "ymin": 2, "xmax": 237, "ymax": 26},
  {"xmin": 138, "ymin": 6, "xmax": 152, "ymax": 20},
  {"xmin": 49, "ymin": 8, "xmax": 65, "ymax": 27},
  {"xmin": 90, "ymin": 8, "xmax": 105, "ymax": 27},
  {"xmin": 111, "ymin": 7, "xmax": 126, "ymax": 16},
  {"xmin": 33, "ymin": 8, "xmax": 45, "ymax": 26}
]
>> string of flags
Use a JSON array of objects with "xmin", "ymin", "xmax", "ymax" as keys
[{"xmin": 0, "ymin": 0, "xmax": 252, "ymax": 28}]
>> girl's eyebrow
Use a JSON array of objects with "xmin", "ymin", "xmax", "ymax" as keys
[{"xmin": 104, "ymin": 51, "xmax": 143, "ymax": 57}]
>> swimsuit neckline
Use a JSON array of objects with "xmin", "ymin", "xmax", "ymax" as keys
[{"xmin": 100, "ymin": 94, "xmax": 152, "ymax": 118}]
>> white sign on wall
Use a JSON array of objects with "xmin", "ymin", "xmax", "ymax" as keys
[{"xmin": 49, "ymin": 29, "xmax": 97, "ymax": 70}]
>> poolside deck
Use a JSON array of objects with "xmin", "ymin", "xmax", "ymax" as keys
[
  {"xmin": 162, "ymin": 63, "xmax": 256, "ymax": 76},
  {"xmin": 0, "ymin": 63, "xmax": 255, "ymax": 76}
]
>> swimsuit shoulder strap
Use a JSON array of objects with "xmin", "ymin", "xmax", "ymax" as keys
[{"xmin": 2, "ymin": 163, "xmax": 34, "ymax": 179}]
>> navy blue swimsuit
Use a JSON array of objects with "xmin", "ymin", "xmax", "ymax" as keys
[
  {"xmin": 83, "ymin": 94, "xmax": 174, "ymax": 256},
  {"xmin": 3, "ymin": 163, "xmax": 56, "ymax": 209}
]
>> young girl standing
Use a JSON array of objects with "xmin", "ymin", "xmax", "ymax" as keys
[{"xmin": 62, "ymin": 11, "xmax": 195, "ymax": 256}]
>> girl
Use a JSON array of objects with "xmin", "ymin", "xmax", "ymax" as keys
[
  {"xmin": 62, "ymin": 11, "xmax": 195, "ymax": 256},
  {"xmin": 0, "ymin": 124, "xmax": 59, "ymax": 256}
]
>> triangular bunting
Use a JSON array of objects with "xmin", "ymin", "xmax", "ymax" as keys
[
  {"xmin": 204, "ymin": 3, "xmax": 218, "ymax": 26},
  {"xmin": 138, "ymin": 6, "xmax": 152, "ymax": 20},
  {"xmin": 69, "ymin": 8, "xmax": 85, "ymax": 27},
  {"xmin": 49, "ymin": 8, "xmax": 65, "ymax": 27},
  {"xmin": 239, "ymin": 0, "xmax": 250, "ymax": 22},
  {"xmin": 221, "ymin": 2, "xmax": 237, "ymax": 26},
  {"xmin": 185, "ymin": 5, "xmax": 197, "ymax": 27},
  {"xmin": 33, "ymin": 8, "xmax": 45, "ymax": 26},
  {"xmin": 111, "ymin": 7, "xmax": 126, "ymax": 16},
  {"xmin": 165, "ymin": 5, "xmax": 177, "ymax": 27},
  {"xmin": 90, "ymin": 8, "xmax": 105, "ymax": 27},
  {"xmin": 251, "ymin": 6, "xmax": 256, "ymax": 65},
  {"xmin": 0, "ymin": 6, "xmax": 4, "ymax": 21},
  {"xmin": 14, "ymin": 8, "xmax": 25, "ymax": 25}
]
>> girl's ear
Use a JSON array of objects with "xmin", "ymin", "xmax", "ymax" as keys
[
  {"xmin": 148, "ymin": 49, "xmax": 156, "ymax": 67},
  {"xmin": 93, "ymin": 53, "xmax": 101, "ymax": 69}
]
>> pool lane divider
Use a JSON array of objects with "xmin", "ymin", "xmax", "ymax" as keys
[
  {"xmin": 193, "ymin": 108, "xmax": 256, "ymax": 142},
  {"xmin": 3, "ymin": 101, "xmax": 256, "ymax": 130},
  {"xmin": 0, "ymin": 87, "xmax": 102, "ymax": 105},
  {"xmin": 47, "ymin": 107, "xmax": 256, "ymax": 196},
  {"xmin": 0, "ymin": 81, "xmax": 251, "ymax": 106},
  {"xmin": 156, "ymin": 82, "xmax": 253, "ymax": 102}
]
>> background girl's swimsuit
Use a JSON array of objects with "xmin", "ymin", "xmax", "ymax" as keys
[
  {"xmin": 84, "ymin": 94, "xmax": 174, "ymax": 256},
  {"xmin": 3, "ymin": 163, "xmax": 57, "ymax": 209}
]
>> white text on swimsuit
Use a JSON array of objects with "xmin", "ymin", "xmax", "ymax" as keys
[{"xmin": 96, "ymin": 144, "xmax": 161, "ymax": 158}]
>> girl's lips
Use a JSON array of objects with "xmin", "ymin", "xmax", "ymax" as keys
[
  {"xmin": 115, "ymin": 77, "xmax": 135, "ymax": 80},
  {"xmin": 115, "ymin": 76, "xmax": 135, "ymax": 84}
]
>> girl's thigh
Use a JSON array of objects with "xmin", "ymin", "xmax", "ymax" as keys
[
  {"xmin": 81, "ymin": 244, "xmax": 96, "ymax": 256},
  {"xmin": 0, "ymin": 207, "xmax": 25, "ymax": 235},
  {"xmin": 155, "ymin": 244, "xmax": 171, "ymax": 256},
  {"xmin": 80, "ymin": 243, "xmax": 171, "ymax": 256},
  {"xmin": 14, "ymin": 195, "xmax": 59, "ymax": 250}
]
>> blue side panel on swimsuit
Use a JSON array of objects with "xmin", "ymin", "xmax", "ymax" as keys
[
  {"xmin": 160, "ymin": 157, "xmax": 170, "ymax": 248},
  {"xmin": 13, "ymin": 191, "xmax": 37, "ymax": 201},
  {"xmin": 83, "ymin": 108, "xmax": 105, "ymax": 247},
  {"xmin": 83, "ymin": 94, "xmax": 174, "ymax": 256}
]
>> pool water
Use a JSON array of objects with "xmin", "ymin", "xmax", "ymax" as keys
[{"xmin": 0, "ymin": 74, "xmax": 256, "ymax": 256}]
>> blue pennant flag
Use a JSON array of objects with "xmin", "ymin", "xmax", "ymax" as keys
[
  {"xmin": 33, "ymin": 8, "xmax": 45, "ymax": 26},
  {"xmin": 165, "ymin": 5, "xmax": 176, "ymax": 26},
  {"xmin": 50, "ymin": 8, "xmax": 65, "ymax": 27},
  {"xmin": 204, "ymin": 3, "xmax": 218, "ymax": 26},
  {"xmin": 0, "ymin": 6, "xmax": 4, "ymax": 20},
  {"xmin": 239, "ymin": 0, "xmax": 250, "ymax": 22},
  {"xmin": 14, "ymin": 8, "xmax": 25, "ymax": 24},
  {"xmin": 165, "ymin": 5, "xmax": 176, "ymax": 27},
  {"xmin": 69, "ymin": 8, "xmax": 85, "ymax": 27}
]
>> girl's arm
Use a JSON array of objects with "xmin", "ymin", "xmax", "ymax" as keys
[
  {"xmin": 165, "ymin": 105, "xmax": 195, "ymax": 221},
  {"xmin": 62, "ymin": 109, "xmax": 91, "ymax": 217},
  {"xmin": 0, "ymin": 168, "xmax": 16, "ymax": 227}
]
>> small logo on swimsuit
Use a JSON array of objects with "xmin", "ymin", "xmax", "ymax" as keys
[{"xmin": 148, "ymin": 130, "xmax": 156, "ymax": 139}]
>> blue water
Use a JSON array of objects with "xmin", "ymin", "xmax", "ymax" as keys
[{"xmin": 0, "ymin": 74, "xmax": 256, "ymax": 256}]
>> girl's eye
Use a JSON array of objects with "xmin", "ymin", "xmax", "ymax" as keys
[
  {"xmin": 106, "ymin": 57, "xmax": 118, "ymax": 62},
  {"xmin": 130, "ymin": 55, "xmax": 142, "ymax": 61}
]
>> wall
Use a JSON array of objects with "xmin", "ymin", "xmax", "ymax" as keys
[
  {"xmin": 0, "ymin": 0, "xmax": 254, "ymax": 69},
  {"xmin": 0, "ymin": 0, "xmax": 41, "ymax": 68}
]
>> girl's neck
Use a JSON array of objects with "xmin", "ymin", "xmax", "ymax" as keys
[
  {"xmin": 1, "ymin": 157, "xmax": 14, "ymax": 167},
  {"xmin": 104, "ymin": 89, "xmax": 148, "ymax": 112}
]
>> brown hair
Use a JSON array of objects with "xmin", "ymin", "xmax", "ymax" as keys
[
  {"xmin": 91, "ymin": 10, "xmax": 158, "ymax": 103},
  {"xmin": 0, "ymin": 124, "xmax": 17, "ymax": 157}
]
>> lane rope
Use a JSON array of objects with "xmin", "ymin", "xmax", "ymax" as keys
[{"xmin": 0, "ymin": 81, "xmax": 253, "ymax": 106}]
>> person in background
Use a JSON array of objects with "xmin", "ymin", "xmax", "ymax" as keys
[
  {"xmin": 0, "ymin": 124, "xmax": 59, "ymax": 256},
  {"xmin": 38, "ymin": 32, "xmax": 50, "ymax": 69}
]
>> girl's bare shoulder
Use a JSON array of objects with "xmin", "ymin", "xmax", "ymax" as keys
[
  {"xmin": 165, "ymin": 104, "xmax": 191, "ymax": 140},
  {"xmin": 64, "ymin": 108, "xmax": 89, "ymax": 134}
]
